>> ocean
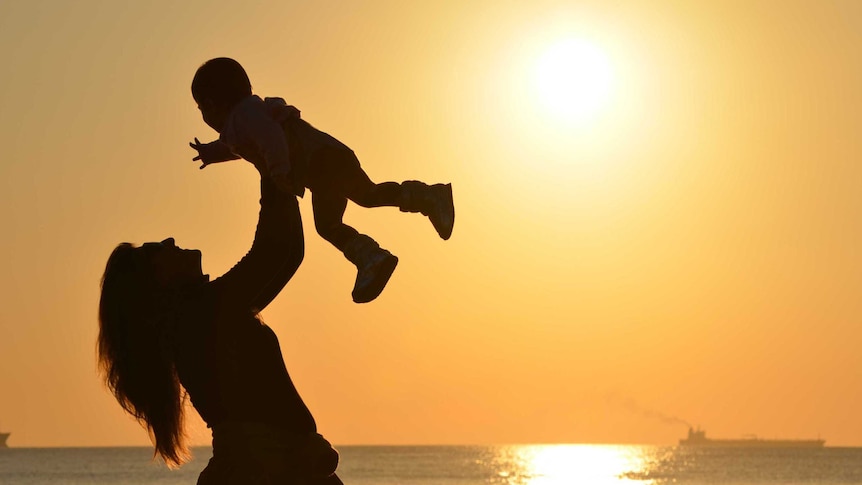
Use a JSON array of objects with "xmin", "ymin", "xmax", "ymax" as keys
[{"xmin": 1, "ymin": 444, "xmax": 861, "ymax": 484}]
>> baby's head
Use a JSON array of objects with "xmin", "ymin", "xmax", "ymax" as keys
[{"xmin": 191, "ymin": 57, "xmax": 252, "ymax": 132}]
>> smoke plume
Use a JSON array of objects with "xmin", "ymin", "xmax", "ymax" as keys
[{"xmin": 606, "ymin": 393, "xmax": 692, "ymax": 428}]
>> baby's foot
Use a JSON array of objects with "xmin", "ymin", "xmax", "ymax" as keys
[
  {"xmin": 427, "ymin": 183, "xmax": 455, "ymax": 240},
  {"xmin": 352, "ymin": 247, "xmax": 398, "ymax": 303},
  {"xmin": 399, "ymin": 181, "xmax": 455, "ymax": 240},
  {"xmin": 343, "ymin": 235, "xmax": 399, "ymax": 303}
]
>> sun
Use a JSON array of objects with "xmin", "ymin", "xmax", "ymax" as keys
[{"xmin": 534, "ymin": 38, "xmax": 614, "ymax": 124}]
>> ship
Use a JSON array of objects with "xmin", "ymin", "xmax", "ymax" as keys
[
  {"xmin": 679, "ymin": 427, "xmax": 825, "ymax": 448},
  {"xmin": 0, "ymin": 432, "xmax": 9, "ymax": 448}
]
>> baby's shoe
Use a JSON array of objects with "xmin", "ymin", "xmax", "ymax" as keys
[
  {"xmin": 343, "ymin": 235, "xmax": 398, "ymax": 303},
  {"xmin": 399, "ymin": 181, "xmax": 455, "ymax": 240}
]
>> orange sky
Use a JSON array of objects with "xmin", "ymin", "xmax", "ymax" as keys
[{"xmin": 1, "ymin": 0, "xmax": 862, "ymax": 447}]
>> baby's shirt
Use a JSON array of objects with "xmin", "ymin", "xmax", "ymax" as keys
[{"xmin": 220, "ymin": 95, "xmax": 304, "ymax": 196}]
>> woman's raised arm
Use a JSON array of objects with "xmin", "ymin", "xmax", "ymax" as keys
[{"xmin": 210, "ymin": 176, "xmax": 304, "ymax": 313}]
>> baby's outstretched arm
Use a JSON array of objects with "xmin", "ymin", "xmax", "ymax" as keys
[{"xmin": 189, "ymin": 137, "xmax": 240, "ymax": 169}]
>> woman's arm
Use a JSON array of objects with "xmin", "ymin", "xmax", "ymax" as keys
[{"xmin": 209, "ymin": 176, "xmax": 304, "ymax": 313}]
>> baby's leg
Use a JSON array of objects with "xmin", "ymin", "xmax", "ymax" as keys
[
  {"xmin": 311, "ymin": 190, "xmax": 357, "ymax": 251},
  {"xmin": 344, "ymin": 173, "xmax": 455, "ymax": 240},
  {"xmin": 320, "ymin": 149, "xmax": 455, "ymax": 240},
  {"xmin": 312, "ymin": 190, "xmax": 398, "ymax": 303},
  {"xmin": 339, "ymin": 164, "xmax": 402, "ymax": 209}
]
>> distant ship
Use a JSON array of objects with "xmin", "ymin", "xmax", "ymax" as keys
[
  {"xmin": 679, "ymin": 427, "xmax": 825, "ymax": 448},
  {"xmin": 0, "ymin": 432, "xmax": 9, "ymax": 448}
]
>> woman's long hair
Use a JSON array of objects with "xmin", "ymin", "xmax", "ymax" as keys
[{"xmin": 98, "ymin": 243, "xmax": 188, "ymax": 467}]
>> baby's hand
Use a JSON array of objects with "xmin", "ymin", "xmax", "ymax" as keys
[{"xmin": 189, "ymin": 138, "xmax": 238, "ymax": 169}]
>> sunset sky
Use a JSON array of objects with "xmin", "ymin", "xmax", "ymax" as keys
[{"xmin": 1, "ymin": 0, "xmax": 862, "ymax": 448}]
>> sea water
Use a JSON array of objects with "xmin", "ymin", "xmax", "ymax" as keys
[{"xmin": 1, "ymin": 444, "xmax": 861, "ymax": 484}]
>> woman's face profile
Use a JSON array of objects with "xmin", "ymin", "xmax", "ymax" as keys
[{"xmin": 142, "ymin": 238, "xmax": 204, "ymax": 288}]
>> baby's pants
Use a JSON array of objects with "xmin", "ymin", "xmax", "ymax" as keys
[{"xmin": 305, "ymin": 148, "xmax": 400, "ymax": 250}]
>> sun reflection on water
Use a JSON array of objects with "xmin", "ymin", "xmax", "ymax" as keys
[{"xmin": 491, "ymin": 444, "xmax": 650, "ymax": 485}]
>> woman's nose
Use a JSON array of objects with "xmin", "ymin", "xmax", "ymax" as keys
[{"xmin": 161, "ymin": 237, "xmax": 176, "ymax": 248}]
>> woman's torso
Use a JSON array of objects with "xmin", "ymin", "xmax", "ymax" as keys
[{"xmin": 173, "ymin": 290, "xmax": 315, "ymax": 433}]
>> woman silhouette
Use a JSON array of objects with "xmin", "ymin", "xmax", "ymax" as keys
[{"xmin": 98, "ymin": 172, "xmax": 342, "ymax": 484}]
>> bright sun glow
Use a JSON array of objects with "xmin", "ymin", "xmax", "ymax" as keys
[
  {"xmin": 534, "ymin": 38, "xmax": 614, "ymax": 124},
  {"xmin": 510, "ymin": 445, "xmax": 645, "ymax": 484}
]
